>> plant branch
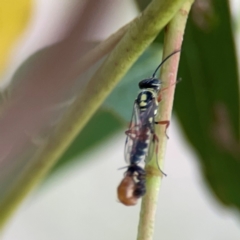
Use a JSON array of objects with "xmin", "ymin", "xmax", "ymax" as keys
[
  {"xmin": 137, "ymin": 1, "xmax": 194, "ymax": 240},
  {"xmin": 0, "ymin": 0, "xmax": 190, "ymax": 227}
]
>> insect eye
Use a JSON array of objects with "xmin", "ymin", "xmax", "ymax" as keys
[{"xmin": 139, "ymin": 78, "xmax": 161, "ymax": 90}]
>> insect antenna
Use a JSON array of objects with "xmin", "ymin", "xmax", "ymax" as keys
[
  {"xmin": 118, "ymin": 166, "xmax": 130, "ymax": 171},
  {"xmin": 152, "ymin": 50, "xmax": 181, "ymax": 78}
]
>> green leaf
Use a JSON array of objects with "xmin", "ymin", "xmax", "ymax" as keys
[
  {"xmin": 135, "ymin": 0, "xmax": 151, "ymax": 11},
  {"xmin": 174, "ymin": 0, "xmax": 240, "ymax": 208}
]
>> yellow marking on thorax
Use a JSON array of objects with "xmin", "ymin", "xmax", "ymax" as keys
[
  {"xmin": 140, "ymin": 94, "xmax": 147, "ymax": 101},
  {"xmin": 139, "ymin": 101, "xmax": 147, "ymax": 107}
]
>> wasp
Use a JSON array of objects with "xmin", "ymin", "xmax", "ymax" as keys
[{"xmin": 117, "ymin": 50, "xmax": 180, "ymax": 206}]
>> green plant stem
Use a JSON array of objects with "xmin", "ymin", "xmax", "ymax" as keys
[
  {"xmin": 137, "ymin": 1, "xmax": 194, "ymax": 240},
  {"xmin": 0, "ymin": 0, "xmax": 189, "ymax": 228}
]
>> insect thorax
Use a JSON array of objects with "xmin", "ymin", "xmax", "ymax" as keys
[
  {"xmin": 136, "ymin": 89, "xmax": 158, "ymax": 124},
  {"xmin": 137, "ymin": 90, "xmax": 156, "ymax": 109}
]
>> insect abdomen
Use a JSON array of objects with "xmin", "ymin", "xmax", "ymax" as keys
[{"xmin": 130, "ymin": 128, "xmax": 151, "ymax": 164}]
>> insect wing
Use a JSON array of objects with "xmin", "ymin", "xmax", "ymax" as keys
[
  {"xmin": 139, "ymin": 97, "xmax": 157, "ymax": 124},
  {"xmin": 138, "ymin": 98, "xmax": 157, "ymax": 163},
  {"xmin": 124, "ymin": 101, "xmax": 142, "ymax": 163},
  {"xmin": 146, "ymin": 126, "xmax": 155, "ymax": 163}
]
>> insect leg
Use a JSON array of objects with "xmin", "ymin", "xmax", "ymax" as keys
[
  {"xmin": 157, "ymin": 78, "xmax": 181, "ymax": 102},
  {"xmin": 154, "ymin": 120, "xmax": 170, "ymax": 139},
  {"xmin": 152, "ymin": 134, "xmax": 167, "ymax": 176},
  {"xmin": 125, "ymin": 128, "xmax": 139, "ymax": 141},
  {"xmin": 157, "ymin": 94, "xmax": 163, "ymax": 102}
]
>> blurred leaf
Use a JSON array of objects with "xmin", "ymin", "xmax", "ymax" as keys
[
  {"xmin": 174, "ymin": 0, "xmax": 240, "ymax": 209},
  {"xmin": 0, "ymin": 0, "xmax": 32, "ymax": 75},
  {"xmin": 135, "ymin": 0, "xmax": 151, "ymax": 11},
  {"xmin": 51, "ymin": 109, "xmax": 123, "ymax": 173}
]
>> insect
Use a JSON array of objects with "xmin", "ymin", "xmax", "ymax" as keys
[{"xmin": 117, "ymin": 50, "xmax": 180, "ymax": 206}]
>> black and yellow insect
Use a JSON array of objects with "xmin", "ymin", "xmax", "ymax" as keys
[{"xmin": 117, "ymin": 50, "xmax": 180, "ymax": 206}]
